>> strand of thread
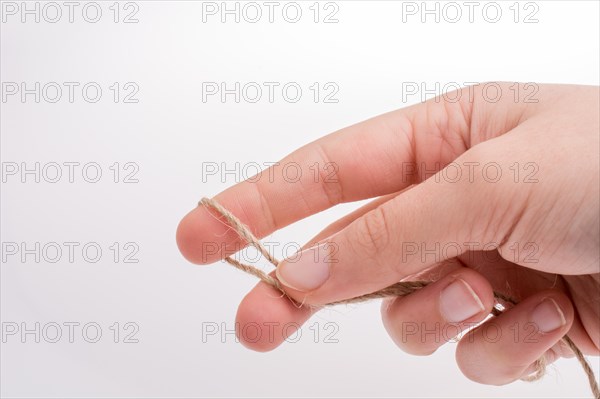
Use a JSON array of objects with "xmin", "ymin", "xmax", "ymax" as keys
[{"xmin": 199, "ymin": 197, "xmax": 600, "ymax": 399}]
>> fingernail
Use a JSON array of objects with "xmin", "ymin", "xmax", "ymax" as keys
[
  {"xmin": 531, "ymin": 298, "xmax": 566, "ymax": 333},
  {"xmin": 440, "ymin": 279, "xmax": 485, "ymax": 323},
  {"xmin": 276, "ymin": 243, "xmax": 331, "ymax": 292}
]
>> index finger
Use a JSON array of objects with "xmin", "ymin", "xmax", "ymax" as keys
[{"xmin": 176, "ymin": 97, "xmax": 470, "ymax": 265}]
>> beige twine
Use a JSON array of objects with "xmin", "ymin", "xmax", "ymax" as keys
[{"xmin": 199, "ymin": 197, "xmax": 600, "ymax": 398}]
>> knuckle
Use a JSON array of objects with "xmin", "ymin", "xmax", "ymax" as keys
[
  {"xmin": 458, "ymin": 141, "xmax": 498, "ymax": 186},
  {"xmin": 352, "ymin": 207, "xmax": 392, "ymax": 264},
  {"xmin": 457, "ymin": 330, "xmax": 519, "ymax": 385},
  {"xmin": 455, "ymin": 143, "xmax": 515, "ymax": 245},
  {"xmin": 382, "ymin": 310, "xmax": 440, "ymax": 356},
  {"xmin": 314, "ymin": 144, "xmax": 344, "ymax": 208}
]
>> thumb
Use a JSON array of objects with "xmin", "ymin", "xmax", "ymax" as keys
[{"xmin": 275, "ymin": 143, "xmax": 512, "ymax": 305}]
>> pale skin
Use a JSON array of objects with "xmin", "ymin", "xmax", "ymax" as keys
[{"xmin": 176, "ymin": 83, "xmax": 599, "ymax": 385}]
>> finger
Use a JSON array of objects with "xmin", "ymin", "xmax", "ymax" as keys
[
  {"xmin": 456, "ymin": 289, "xmax": 574, "ymax": 385},
  {"xmin": 176, "ymin": 92, "xmax": 476, "ymax": 265},
  {"xmin": 381, "ymin": 266, "xmax": 494, "ymax": 356},
  {"xmin": 236, "ymin": 192, "xmax": 405, "ymax": 351},
  {"xmin": 235, "ymin": 270, "xmax": 314, "ymax": 352},
  {"xmin": 303, "ymin": 190, "xmax": 411, "ymax": 248},
  {"xmin": 458, "ymin": 250, "xmax": 600, "ymax": 356},
  {"xmin": 274, "ymin": 141, "xmax": 505, "ymax": 304},
  {"xmin": 562, "ymin": 275, "xmax": 600, "ymax": 354}
]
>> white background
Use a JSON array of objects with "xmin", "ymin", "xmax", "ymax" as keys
[{"xmin": 1, "ymin": 0, "xmax": 599, "ymax": 397}]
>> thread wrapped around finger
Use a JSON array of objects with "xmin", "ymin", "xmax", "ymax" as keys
[{"xmin": 198, "ymin": 197, "xmax": 600, "ymax": 399}]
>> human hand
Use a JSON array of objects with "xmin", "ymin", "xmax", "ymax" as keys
[{"xmin": 176, "ymin": 82, "xmax": 599, "ymax": 385}]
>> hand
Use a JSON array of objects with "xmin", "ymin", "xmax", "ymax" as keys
[{"xmin": 176, "ymin": 82, "xmax": 599, "ymax": 385}]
